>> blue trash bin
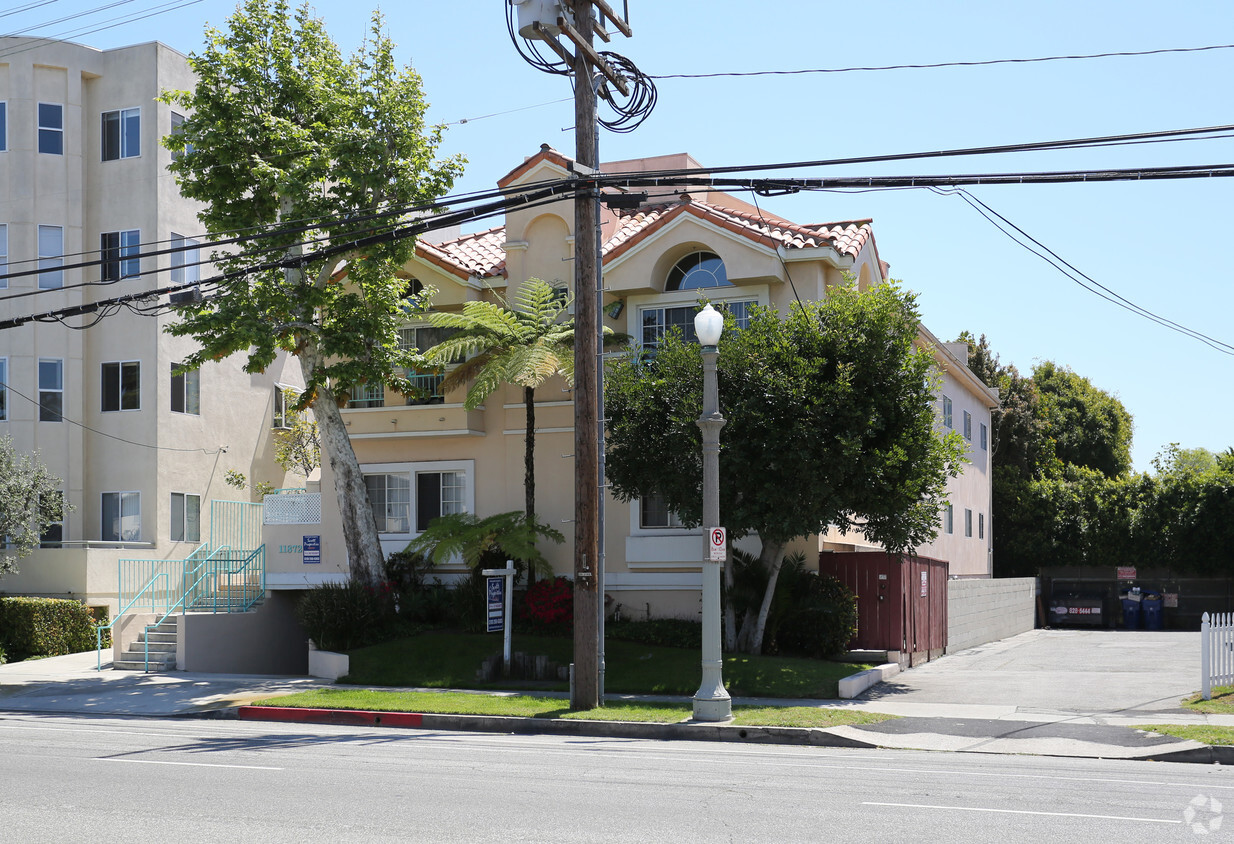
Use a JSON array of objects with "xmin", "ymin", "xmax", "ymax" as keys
[
  {"xmin": 1121, "ymin": 597, "xmax": 1141, "ymax": 630},
  {"xmin": 1142, "ymin": 594, "xmax": 1164, "ymax": 631}
]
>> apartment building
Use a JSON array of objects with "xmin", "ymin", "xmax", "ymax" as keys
[{"xmin": 0, "ymin": 38, "xmax": 301, "ymax": 613}]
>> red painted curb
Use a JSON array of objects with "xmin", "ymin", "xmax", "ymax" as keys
[{"xmin": 237, "ymin": 706, "xmax": 424, "ymax": 729}]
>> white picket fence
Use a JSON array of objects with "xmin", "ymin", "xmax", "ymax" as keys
[{"xmin": 1201, "ymin": 612, "xmax": 1234, "ymax": 700}]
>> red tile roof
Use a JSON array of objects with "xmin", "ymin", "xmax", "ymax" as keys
[{"xmin": 417, "ymin": 226, "xmax": 507, "ymax": 280}]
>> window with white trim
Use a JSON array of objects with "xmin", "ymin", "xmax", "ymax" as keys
[
  {"xmin": 38, "ymin": 358, "xmax": 62, "ymax": 422},
  {"xmin": 0, "ymin": 358, "xmax": 6, "ymax": 421},
  {"xmin": 273, "ymin": 386, "xmax": 298, "ymax": 428},
  {"xmin": 0, "ymin": 224, "xmax": 7, "ymax": 289},
  {"xmin": 170, "ymin": 111, "xmax": 193, "ymax": 162},
  {"xmin": 941, "ymin": 395, "xmax": 953, "ymax": 429},
  {"xmin": 101, "ymin": 230, "xmax": 140, "ymax": 281},
  {"xmin": 170, "ymin": 492, "xmax": 200, "ymax": 542},
  {"xmin": 666, "ymin": 251, "xmax": 729, "ymax": 291},
  {"xmin": 963, "ymin": 410, "xmax": 972, "ymax": 441},
  {"xmin": 640, "ymin": 299, "xmax": 754, "ymax": 353},
  {"xmin": 964, "ymin": 508, "xmax": 973, "ymax": 538},
  {"xmin": 171, "ymin": 363, "xmax": 199, "ymax": 415},
  {"xmin": 38, "ymin": 103, "xmax": 63, "ymax": 155},
  {"xmin": 101, "ymin": 361, "xmax": 140, "ymax": 412},
  {"xmin": 398, "ymin": 326, "xmax": 459, "ymax": 405},
  {"xmin": 980, "ymin": 422, "xmax": 988, "ymax": 451},
  {"xmin": 102, "ymin": 107, "xmax": 140, "ymax": 160},
  {"xmin": 362, "ymin": 462, "xmax": 472, "ymax": 536},
  {"xmin": 38, "ymin": 225, "xmax": 63, "ymax": 289},
  {"xmin": 169, "ymin": 232, "xmax": 200, "ymax": 304},
  {"xmin": 944, "ymin": 503, "xmax": 953, "ymax": 535},
  {"xmin": 640, "ymin": 493, "xmax": 685, "ymax": 529},
  {"xmin": 102, "ymin": 491, "xmax": 140, "ymax": 542}
]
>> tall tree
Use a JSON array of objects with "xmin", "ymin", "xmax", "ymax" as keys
[
  {"xmin": 0, "ymin": 437, "xmax": 70, "ymax": 578},
  {"xmin": 161, "ymin": 0, "xmax": 463, "ymax": 581},
  {"xmin": 607, "ymin": 284, "xmax": 966, "ymax": 654},
  {"xmin": 1034, "ymin": 361, "xmax": 1134, "ymax": 478}
]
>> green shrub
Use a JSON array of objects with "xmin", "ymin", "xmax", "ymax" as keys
[
  {"xmin": 383, "ymin": 549, "xmax": 435, "ymax": 592},
  {"xmin": 398, "ymin": 581, "xmax": 455, "ymax": 627},
  {"xmin": 607, "ymin": 618, "xmax": 701, "ymax": 650},
  {"xmin": 448, "ymin": 571, "xmax": 490, "ymax": 633},
  {"xmin": 0, "ymin": 597, "xmax": 101, "ymax": 660},
  {"xmin": 765, "ymin": 555, "xmax": 857, "ymax": 659},
  {"xmin": 295, "ymin": 581, "xmax": 394, "ymax": 652}
]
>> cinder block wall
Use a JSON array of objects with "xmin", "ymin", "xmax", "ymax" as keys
[{"xmin": 947, "ymin": 578, "xmax": 1037, "ymax": 653}]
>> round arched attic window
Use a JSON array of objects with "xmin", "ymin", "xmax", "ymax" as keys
[{"xmin": 665, "ymin": 251, "xmax": 729, "ymax": 291}]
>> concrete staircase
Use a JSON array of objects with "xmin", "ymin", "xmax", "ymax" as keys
[{"xmin": 113, "ymin": 620, "xmax": 178, "ymax": 672}]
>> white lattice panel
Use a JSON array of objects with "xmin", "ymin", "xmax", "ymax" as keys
[{"xmin": 263, "ymin": 492, "xmax": 322, "ymax": 525}]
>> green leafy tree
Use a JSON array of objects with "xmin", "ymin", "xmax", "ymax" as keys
[
  {"xmin": 0, "ymin": 437, "xmax": 71, "ymax": 578},
  {"xmin": 161, "ymin": 0, "xmax": 463, "ymax": 581},
  {"xmin": 405, "ymin": 510, "xmax": 564, "ymax": 580},
  {"xmin": 1034, "ymin": 360, "xmax": 1133, "ymax": 478},
  {"xmin": 607, "ymin": 284, "xmax": 966, "ymax": 654}
]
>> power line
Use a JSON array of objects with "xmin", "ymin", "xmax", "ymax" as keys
[{"xmin": 648, "ymin": 43, "xmax": 1234, "ymax": 80}]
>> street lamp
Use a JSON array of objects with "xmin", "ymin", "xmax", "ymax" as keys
[{"xmin": 693, "ymin": 304, "xmax": 732, "ymax": 722}]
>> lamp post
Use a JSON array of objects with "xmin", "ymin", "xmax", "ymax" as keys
[{"xmin": 693, "ymin": 304, "xmax": 732, "ymax": 722}]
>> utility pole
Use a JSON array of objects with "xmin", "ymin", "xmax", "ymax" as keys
[
  {"xmin": 569, "ymin": 0, "xmax": 600, "ymax": 711},
  {"xmin": 508, "ymin": 0, "xmax": 635, "ymax": 712}
]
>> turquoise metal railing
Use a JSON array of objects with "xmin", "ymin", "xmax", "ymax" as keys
[
  {"xmin": 96, "ymin": 572, "xmax": 169, "ymax": 671},
  {"xmin": 209, "ymin": 500, "xmax": 264, "ymax": 553},
  {"xmin": 137, "ymin": 546, "xmax": 266, "ymax": 672}
]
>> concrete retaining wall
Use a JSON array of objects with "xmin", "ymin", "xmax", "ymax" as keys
[
  {"xmin": 947, "ymin": 577, "xmax": 1036, "ymax": 653},
  {"xmin": 178, "ymin": 591, "xmax": 309, "ymax": 674}
]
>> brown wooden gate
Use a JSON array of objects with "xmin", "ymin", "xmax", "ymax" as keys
[{"xmin": 819, "ymin": 552, "xmax": 948, "ymax": 666}]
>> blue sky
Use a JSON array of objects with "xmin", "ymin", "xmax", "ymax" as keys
[{"xmin": 15, "ymin": 1, "xmax": 1233, "ymax": 471}]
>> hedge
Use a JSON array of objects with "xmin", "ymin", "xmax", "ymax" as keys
[{"xmin": 0, "ymin": 597, "xmax": 102, "ymax": 661}]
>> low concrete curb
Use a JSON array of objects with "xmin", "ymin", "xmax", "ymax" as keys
[
  {"xmin": 236, "ymin": 706, "xmax": 879, "ymax": 749},
  {"xmin": 838, "ymin": 663, "xmax": 901, "ymax": 699}
]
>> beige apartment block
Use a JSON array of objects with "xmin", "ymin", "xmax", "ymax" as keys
[
  {"xmin": 0, "ymin": 38, "xmax": 303, "ymax": 615},
  {"xmin": 329, "ymin": 147, "xmax": 999, "ymax": 621}
]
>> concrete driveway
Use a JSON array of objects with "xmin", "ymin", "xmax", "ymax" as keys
[{"xmin": 860, "ymin": 628, "xmax": 1201, "ymax": 715}]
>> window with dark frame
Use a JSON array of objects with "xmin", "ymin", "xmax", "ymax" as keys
[
  {"xmin": 101, "ymin": 491, "xmax": 140, "ymax": 542},
  {"xmin": 100, "ymin": 230, "xmax": 140, "ymax": 281},
  {"xmin": 38, "ymin": 358, "xmax": 62, "ymax": 422},
  {"xmin": 170, "ymin": 363, "xmax": 199, "ymax": 415},
  {"xmin": 38, "ymin": 103, "xmax": 63, "ymax": 155},
  {"xmin": 170, "ymin": 492, "xmax": 200, "ymax": 542},
  {"xmin": 101, "ymin": 361, "xmax": 140, "ymax": 412},
  {"xmin": 102, "ymin": 107, "xmax": 140, "ymax": 160}
]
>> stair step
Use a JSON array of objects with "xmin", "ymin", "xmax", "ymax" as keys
[
  {"xmin": 143, "ymin": 632, "xmax": 178, "ymax": 644},
  {"xmin": 113, "ymin": 659, "xmax": 174, "ymax": 672},
  {"xmin": 132, "ymin": 641, "xmax": 176, "ymax": 653}
]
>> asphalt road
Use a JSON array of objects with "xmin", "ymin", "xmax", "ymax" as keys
[{"xmin": 1, "ymin": 713, "xmax": 1230, "ymax": 842}]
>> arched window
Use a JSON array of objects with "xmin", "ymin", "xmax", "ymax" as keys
[{"xmin": 666, "ymin": 251, "xmax": 729, "ymax": 290}]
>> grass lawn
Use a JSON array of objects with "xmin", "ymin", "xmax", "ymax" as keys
[
  {"xmin": 341, "ymin": 630, "xmax": 866, "ymax": 699},
  {"xmin": 251, "ymin": 687, "xmax": 894, "ymax": 729},
  {"xmin": 1134, "ymin": 725, "xmax": 1234, "ymax": 746},
  {"xmin": 1181, "ymin": 686, "xmax": 1234, "ymax": 715}
]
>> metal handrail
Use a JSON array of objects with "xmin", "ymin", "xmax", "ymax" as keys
[{"xmin": 96, "ymin": 572, "xmax": 168, "ymax": 671}]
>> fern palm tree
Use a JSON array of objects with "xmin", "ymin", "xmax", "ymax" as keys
[{"xmin": 426, "ymin": 280, "xmax": 618, "ymax": 584}]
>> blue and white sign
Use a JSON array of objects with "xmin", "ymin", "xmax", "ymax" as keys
[
  {"xmin": 302, "ymin": 535, "xmax": 321, "ymax": 565},
  {"xmin": 487, "ymin": 576, "xmax": 505, "ymax": 633}
]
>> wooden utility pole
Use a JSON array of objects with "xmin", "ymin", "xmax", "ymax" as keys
[{"xmin": 569, "ymin": 0, "xmax": 600, "ymax": 711}]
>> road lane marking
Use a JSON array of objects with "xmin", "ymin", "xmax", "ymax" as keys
[
  {"xmin": 863, "ymin": 801, "xmax": 1181, "ymax": 824},
  {"xmin": 96, "ymin": 758, "xmax": 282, "ymax": 771}
]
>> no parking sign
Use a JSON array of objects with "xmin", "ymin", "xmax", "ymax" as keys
[{"xmin": 707, "ymin": 527, "xmax": 726, "ymax": 562}]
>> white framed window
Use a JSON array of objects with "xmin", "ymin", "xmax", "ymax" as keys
[
  {"xmin": 170, "ymin": 363, "xmax": 199, "ymax": 415},
  {"xmin": 942, "ymin": 395, "xmax": 953, "ymax": 429},
  {"xmin": 0, "ymin": 223, "xmax": 7, "ymax": 288},
  {"xmin": 170, "ymin": 111, "xmax": 193, "ymax": 162},
  {"xmin": 640, "ymin": 299, "xmax": 755, "ymax": 353},
  {"xmin": 102, "ymin": 491, "xmax": 140, "ymax": 542},
  {"xmin": 101, "ymin": 361, "xmax": 140, "ymax": 412},
  {"xmin": 362, "ymin": 460, "xmax": 473, "ymax": 537},
  {"xmin": 0, "ymin": 357, "xmax": 6, "ymax": 421},
  {"xmin": 944, "ymin": 503, "xmax": 953, "ymax": 535},
  {"xmin": 0, "ymin": 101, "xmax": 6, "ymax": 151},
  {"xmin": 38, "ymin": 358, "xmax": 62, "ymax": 422},
  {"xmin": 964, "ymin": 508, "xmax": 973, "ymax": 538},
  {"xmin": 40, "ymin": 491, "xmax": 64, "ymax": 548},
  {"xmin": 639, "ymin": 493, "xmax": 685, "ymax": 529},
  {"xmin": 38, "ymin": 225, "xmax": 63, "ymax": 289},
  {"xmin": 272, "ymin": 385, "xmax": 299, "ymax": 428},
  {"xmin": 38, "ymin": 103, "xmax": 63, "ymax": 155},
  {"xmin": 102, "ymin": 107, "xmax": 140, "ymax": 160},
  {"xmin": 980, "ymin": 422, "xmax": 988, "ymax": 451},
  {"xmin": 979, "ymin": 512, "xmax": 985, "ymax": 540},
  {"xmin": 169, "ymin": 232, "xmax": 201, "ymax": 304},
  {"xmin": 170, "ymin": 492, "xmax": 200, "ymax": 543},
  {"xmin": 100, "ymin": 230, "xmax": 140, "ymax": 281},
  {"xmin": 963, "ymin": 410, "xmax": 972, "ymax": 441}
]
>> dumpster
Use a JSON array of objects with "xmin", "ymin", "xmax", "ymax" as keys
[
  {"xmin": 1120, "ymin": 588, "xmax": 1142, "ymax": 630},
  {"xmin": 1048, "ymin": 592, "xmax": 1105, "ymax": 627},
  {"xmin": 1142, "ymin": 592, "xmax": 1164, "ymax": 631}
]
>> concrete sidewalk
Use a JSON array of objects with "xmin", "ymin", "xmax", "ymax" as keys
[{"xmin": 2, "ymin": 645, "xmax": 1231, "ymax": 763}]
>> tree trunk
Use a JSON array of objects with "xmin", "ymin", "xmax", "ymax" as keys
[
  {"xmin": 301, "ymin": 344, "xmax": 384, "ymax": 584},
  {"xmin": 744, "ymin": 539, "xmax": 787, "ymax": 655},
  {"xmin": 524, "ymin": 384, "xmax": 536, "ymax": 589},
  {"xmin": 723, "ymin": 546, "xmax": 738, "ymax": 651}
]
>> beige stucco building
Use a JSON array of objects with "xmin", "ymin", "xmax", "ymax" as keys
[
  {"xmin": 0, "ymin": 38, "xmax": 302, "ymax": 614},
  {"xmin": 322, "ymin": 148, "xmax": 999, "ymax": 621}
]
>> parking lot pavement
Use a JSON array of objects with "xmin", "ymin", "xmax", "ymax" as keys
[{"xmin": 858, "ymin": 628, "xmax": 1200, "ymax": 715}]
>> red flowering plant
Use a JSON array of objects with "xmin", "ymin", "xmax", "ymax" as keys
[{"xmin": 518, "ymin": 576, "xmax": 573, "ymax": 636}]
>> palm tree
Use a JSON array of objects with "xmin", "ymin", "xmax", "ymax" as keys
[{"xmin": 424, "ymin": 279, "xmax": 620, "ymax": 582}]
